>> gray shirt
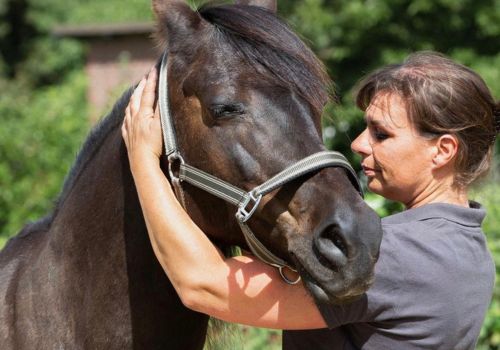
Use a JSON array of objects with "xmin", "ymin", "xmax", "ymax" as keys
[{"xmin": 283, "ymin": 202, "xmax": 495, "ymax": 350}]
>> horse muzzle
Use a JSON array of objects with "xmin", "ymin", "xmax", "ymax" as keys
[{"xmin": 284, "ymin": 170, "xmax": 383, "ymax": 305}]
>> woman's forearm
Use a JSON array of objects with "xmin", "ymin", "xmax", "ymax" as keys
[
  {"xmin": 129, "ymin": 157, "xmax": 326, "ymax": 329},
  {"xmin": 130, "ymin": 158, "xmax": 228, "ymax": 301}
]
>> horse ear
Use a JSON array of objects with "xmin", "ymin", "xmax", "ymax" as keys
[
  {"xmin": 234, "ymin": 0, "xmax": 277, "ymax": 13},
  {"xmin": 152, "ymin": 0, "xmax": 205, "ymax": 51}
]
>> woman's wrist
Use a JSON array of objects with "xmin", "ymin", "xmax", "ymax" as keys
[{"xmin": 129, "ymin": 151, "xmax": 161, "ymax": 174}]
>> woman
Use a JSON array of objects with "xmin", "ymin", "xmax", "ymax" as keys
[{"xmin": 122, "ymin": 52, "xmax": 498, "ymax": 349}]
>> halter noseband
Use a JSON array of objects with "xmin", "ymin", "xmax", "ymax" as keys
[{"xmin": 158, "ymin": 52, "xmax": 362, "ymax": 285}]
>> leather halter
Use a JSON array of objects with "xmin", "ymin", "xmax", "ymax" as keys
[{"xmin": 158, "ymin": 52, "xmax": 362, "ymax": 285}]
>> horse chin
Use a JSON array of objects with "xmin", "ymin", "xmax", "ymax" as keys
[
  {"xmin": 302, "ymin": 277, "xmax": 331, "ymax": 304},
  {"xmin": 300, "ymin": 272, "xmax": 365, "ymax": 306},
  {"xmin": 292, "ymin": 255, "xmax": 367, "ymax": 306}
]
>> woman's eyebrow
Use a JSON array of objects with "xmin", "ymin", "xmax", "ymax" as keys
[
  {"xmin": 364, "ymin": 113, "xmax": 394, "ymax": 129},
  {"xmin": 364, "ymin": 115, "xmax": 382, "ymax": 126}
]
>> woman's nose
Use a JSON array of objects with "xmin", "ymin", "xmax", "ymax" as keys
[{"xmin": 351, "ymin": 128, "xmax": 371, "ymax": 156}]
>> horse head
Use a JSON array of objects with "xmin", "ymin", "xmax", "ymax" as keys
[{"xmin": 151, "ymin": 0, "xmax": 382, "ymax": 305}]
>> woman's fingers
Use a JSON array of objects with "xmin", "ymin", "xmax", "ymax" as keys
[
  {"xmin": 121, "ymin": 122, "xmax": 128, "ymax": 148},
  {"xmin": 122, "ymin": 105, "xmax": 131, "ymax": 148},
  {"xmin": 130, "ymin": 78, "xmax": 147, "ymax": 115},
  {"xmin": 121, "ymin": 66, "xmax": 162, "ymax": 159},
  {"xmin": 124, "ymin": 105, "xmax": 131, "ymax": 133},
  {"xmin": 140, "ymin": 68, "xmax": 158, "ymax": 118},
  {"xmin": 125, "ymin": 105, "xmax": 131, "ymax": 123}
]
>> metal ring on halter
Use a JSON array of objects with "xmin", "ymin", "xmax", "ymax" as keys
[
  {"xmin": 279, "ymin": 266, "xmax": 302, "ymax": 285},
  {"xmin": 168, "ymin": 152, "xmax": 185, "ymax": 182}
]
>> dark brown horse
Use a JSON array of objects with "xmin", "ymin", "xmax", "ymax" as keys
[{"xmin": 0, "ymin": 0, "xmax": 382, "ymax": 348}]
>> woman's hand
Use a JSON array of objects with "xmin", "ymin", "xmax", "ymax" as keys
[{"xmin": 122, "ymin": 68, "xmax": 162, "ymax": 167}]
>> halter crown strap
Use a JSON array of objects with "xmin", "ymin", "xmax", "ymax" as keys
[{"xmin": 159, "ymin": 51, "xmax": 178, "ymax": 156}]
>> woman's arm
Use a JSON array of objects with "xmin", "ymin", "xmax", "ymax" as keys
[{"xmin": 121, "ymin": 68, "xmax": 326, "ymax": 330}]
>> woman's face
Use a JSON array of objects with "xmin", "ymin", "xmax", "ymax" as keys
[{"xmin": 351, "ymin": 92, "xmax": 436, "ymax": 206}]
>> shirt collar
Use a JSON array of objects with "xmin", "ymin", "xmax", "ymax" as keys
[{"xmin": 382, "ymin": 201, "xmax": 486, "ymax": 227}]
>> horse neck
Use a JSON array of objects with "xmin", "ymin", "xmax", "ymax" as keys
[
  {"xmin": 49, "ymin": 94, "xmax": 136, "ymax": 258},
  {"xmin": 46, "ymin": 91, "xmax": 208, "ymax": 348}
]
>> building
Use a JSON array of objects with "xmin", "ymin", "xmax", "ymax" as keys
[{"xmin": 54, "ymin": 22, "xmax": 158, "ymax": 121}]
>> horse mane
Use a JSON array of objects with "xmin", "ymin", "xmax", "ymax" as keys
[
  {"xmin": 51, "ymin": 87, "xmax": 135, "ymax": 216},
  {"xmin": 197, "ymin": 3, "xmax": 333, "ymax": 116}
]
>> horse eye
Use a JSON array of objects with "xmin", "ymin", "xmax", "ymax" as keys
[{"xmin": 209, "ymin": 103, "xmax": 245, "ymax": 119}]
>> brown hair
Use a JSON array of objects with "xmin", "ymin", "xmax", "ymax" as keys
[{"xmin": 356, "ymin": 51, "xmax": 500, "ymax": 187}]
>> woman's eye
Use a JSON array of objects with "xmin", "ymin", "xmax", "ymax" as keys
[
  {"xmin": 210, "ymin": 103, "xmax": 245, "ymax": 119},
  {"xmin": 373, "ymin": 128, "xmax": 389, "ymax": 141}
]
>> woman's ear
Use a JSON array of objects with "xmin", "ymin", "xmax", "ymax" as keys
[
  {"xmin": 432, "ymin": 134, "xmax": 459, "ymax": 169},
  {"xmin": 234, "ymin": 0, "xmax": 277, "ymax": 13}
]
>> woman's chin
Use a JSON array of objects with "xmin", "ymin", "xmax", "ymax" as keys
[{"xmin": 366, "ymin": 180, "xmax": 383, "ymax": 196}]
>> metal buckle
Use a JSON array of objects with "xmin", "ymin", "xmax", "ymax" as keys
[
  {"xmin": 168, "ymin": 152, "xmax": 185, "ymax": 182},
  {"xmin": 279, "ymin": 266, "xmax": 302, "ymax": 285},
  {"xmin": 236, "ymin": 191, "xmax": 262, "ymax": 223}
]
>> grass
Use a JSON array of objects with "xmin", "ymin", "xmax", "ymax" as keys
[{"xmin": 0, "ymin": 236, "xmax": 7, "ymax": 250}]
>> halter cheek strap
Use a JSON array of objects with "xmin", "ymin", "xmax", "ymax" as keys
[{"xmin": 158, "ymin": 52, "xmax": 362, "ymax": 285}]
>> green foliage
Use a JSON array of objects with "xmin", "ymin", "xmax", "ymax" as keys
[
  {"xmin": 364, "ymin": 193, "xmax": 404, "ymax": 218},
  {"xmin": 26, "ymin": 0, "xmax": 70, "ymax": 31},
  {"xmin": 0, "ymin": 0, "xmax": 499, "ymax": 348},
  {"xmin": 0, "ymin": 71, "xmax": 89, "ymax": 237},
  {"xmin": 0, "ymin": 0, "xmax": 8, "ymax": 38},
  {"xmin": 473, "ymin": 181, "xmax": 500, "ymax": 349},
  {"xmin": 0, "ymin": 235, "xmax": 7, "ymax": 249},
  {"xmin": 20, "ymin": 37, "xmax": 84, "ymax": 86},
  {"xmin": 58, "ymin": 0, "xmax": 153, "ymax": 25},
  {"xmin": 238, "ymin": 326, "xmax": 281, "ymax": 350},
  {"xmin": 205, "ymin": 323, "xmax": 281, "ymax": 350}
]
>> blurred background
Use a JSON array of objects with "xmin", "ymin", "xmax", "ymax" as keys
[{"xmin": 0, "ymin": 0, "xmax": 498, "ymax": 348}]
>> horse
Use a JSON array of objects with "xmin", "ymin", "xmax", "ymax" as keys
[{"xmin": 0, "ymin": 0, "xmax": 382, "ymax": 348}]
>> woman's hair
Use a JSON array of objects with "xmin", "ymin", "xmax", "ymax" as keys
[{"xmin": 355, "ymin": 51, "xmax": 500, "ymax": 187}]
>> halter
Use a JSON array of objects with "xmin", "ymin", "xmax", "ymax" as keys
[{"xmin": 158, "ymin": 52, "xmax": 362, "ymax": 285}]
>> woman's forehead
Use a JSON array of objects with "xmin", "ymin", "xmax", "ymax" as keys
[{"xmin": 365, "ymin": 92, "xmax": 410, "ymax": 129}]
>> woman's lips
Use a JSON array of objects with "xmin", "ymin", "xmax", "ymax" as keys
[{"xmin": 362, "ymin": 165, "xmax": 379, "ymax": 177}]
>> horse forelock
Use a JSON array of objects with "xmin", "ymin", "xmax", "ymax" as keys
[
  {"xmin": 197, "ymin": 3, "xmax": 333, "ymax": 117},
  {"xmin": 153, "ymin": 2, "xmax": 333, "ymax": 118}
]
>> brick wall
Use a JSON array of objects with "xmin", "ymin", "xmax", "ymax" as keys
[
  {"xmin": 54, "ymin": 23, "xmax": 158, "ymax": 122},
  {"xmin": 86, "ymin": 35, "xmax": 158, "ymax": 121}
]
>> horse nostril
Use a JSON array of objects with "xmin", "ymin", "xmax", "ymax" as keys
[
  {"xmin": 331, "ymin": 232, "xmax": 347, "ymax": 256},
  {"xmin": 314, "ymin": 225, "xmax": 349, "ymax": 268}
]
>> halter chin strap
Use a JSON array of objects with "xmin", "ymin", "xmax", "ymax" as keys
[{"xmin": 158, "ymin": 52, "xmax": 362, "ymax": 285}]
